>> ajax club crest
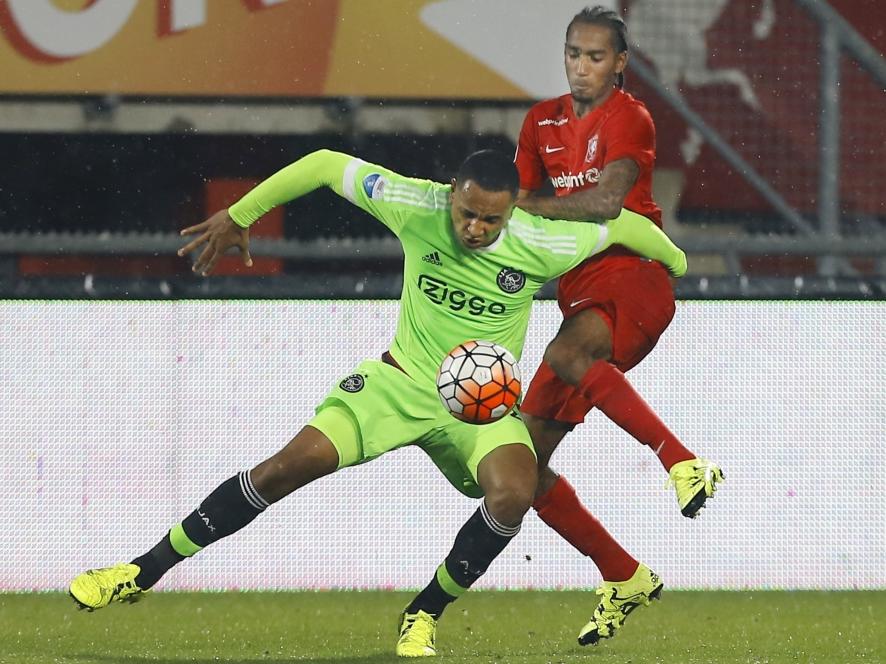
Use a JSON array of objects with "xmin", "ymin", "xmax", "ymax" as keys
[
  {"xmin": 339, "ymin": 374, "xmax": 365, "ymax": 393},
  {"xmin": 497, "ymin": 268, "xmax": 526, "ymax": 294}
]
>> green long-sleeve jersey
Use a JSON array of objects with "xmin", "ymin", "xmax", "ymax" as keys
[{"xmin": 229, "ymin": 150, "xmax": 685, "ymax": 388}]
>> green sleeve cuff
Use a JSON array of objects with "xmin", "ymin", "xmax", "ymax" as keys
[{"xmin": 228, "ymin": 149, "xmax": 353, "ymax": 228}]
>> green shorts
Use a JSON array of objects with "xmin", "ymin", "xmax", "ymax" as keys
[{"xmin": 308, "ymin": 359, "xmax": 534, "ymax": 498}]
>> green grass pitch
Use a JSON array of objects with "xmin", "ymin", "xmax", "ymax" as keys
[{"xmin": 3, "ymin": 590, "xmax": 884, "ymax": 663}]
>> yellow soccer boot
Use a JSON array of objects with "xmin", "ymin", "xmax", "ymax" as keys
[
  {"xmin": 69, "ymin": 563, "xmax": 147, "ymax": 611},
  {"xmin": 578, "ymin": 563, "xmax": 663, "ymax": 646},
  {"xmin": 396, "ymin": 610, "xmax": 437, "ymax": 657},
  {"xmin": 668, "ymin": 458, "xmax": 725, "ymax": 517}
]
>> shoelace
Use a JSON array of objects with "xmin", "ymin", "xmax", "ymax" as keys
[
  {"xmin": 116, "ymin": 580, "xmax": 138, "ymax": 592},
  {"xmin": 402, "ymin": 614, "xmax": 435, "ymax": 644},
  {"xmin": 91, "ymin": 568, "xmax": 138, "ymax": 600}
]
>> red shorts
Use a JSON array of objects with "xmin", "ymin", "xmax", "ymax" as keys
[{"xmin": 521, "ymin": 254, "xmax": 676, "ymax": 425}]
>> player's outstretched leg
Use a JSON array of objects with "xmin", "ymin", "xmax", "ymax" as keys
[
  {"xmin": 532, "ymin": 471, "xmax": 664, "ymax": 645},
  {"xmin": 576, "ymin": 360, "xmax": 725, "ymax": 516},
  {"xmin": 69, "ymin": 426, "xmax": 339, "ymax": 610},
  {"xmin": 69, "ymin": 468, "xmax": 272, "ymax": 611},
  {"xmin": 577, "ymin": 563, "xmax": 663, "ymax": 646},
  {"xmin": 396, "ymin": 444, "xmax": 536, "ymax": 657},
  {"xmin": 539, "ymin": 308, "xmax": 725, "ymax": 517},
  {"xmin": 525, "ymin": 420, "xmax": 664, "ymax": 646},
  {"xmin": 532, "ymin": 469, "xmax": 641, "ymax": 580}
]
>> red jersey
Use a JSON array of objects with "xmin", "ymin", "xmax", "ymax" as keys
[
  {"xmin": 515, "ymin": 89, "xmax": 661, "ymax": 228},
  {"xmin": 517, "ymin": 90, "xmax": 675, "ymax": 424}
]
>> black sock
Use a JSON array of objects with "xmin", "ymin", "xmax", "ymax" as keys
[
  {"xmin": 406, "ymin": 500, "xmax": 520, "ymax": 618},
  {"xmin": 131, "ymin": 532, "xmax": 184, "ymax": 589},
  {"xmin": 132, "ymin": 470, "xmax": 270, "ymax": 589}
]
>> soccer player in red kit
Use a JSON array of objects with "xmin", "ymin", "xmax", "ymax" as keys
[{"xmin": 515, "ymin": 5, "xmax": 724, "ymax": 645}]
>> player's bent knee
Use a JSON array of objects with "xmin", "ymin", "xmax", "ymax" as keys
[
  {"xmin": 484, "ymin": 491, "xmax": 532, "ymax": 527},
  {"xmin": 544, "ymin": 340, "xmax": 608, "ymax": 386},
  {"xmin": 483, "ymin": 482, "xmax": 535, "ymax": 527},
  {"xmin": 476, "ymin": 443, "xmax": 537, "ymax": 525},
  {"xmin": 544, "ymin": 312, "xmax": 612, "ymax": 385},
  {"xmin": 542, "ymin": 339, "xmax": 576, "ymax": 385}
]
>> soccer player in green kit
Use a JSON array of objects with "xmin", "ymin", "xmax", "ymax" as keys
[{"xmin": 68, "ymin": 148, "xmax": 686, "ymax": 657}]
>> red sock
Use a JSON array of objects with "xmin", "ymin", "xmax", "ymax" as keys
[
  {"xmin": 533, "ymin": 475, "xmax": 638, "ymax": 582},
  {"xmin": 579, "ymin": 360, "xmax": 694, "ymax": 471}
]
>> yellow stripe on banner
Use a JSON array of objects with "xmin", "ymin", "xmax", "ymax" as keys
[{"xmin": 323, "ymin": 0, "xmax": 525, "ymax": 99}]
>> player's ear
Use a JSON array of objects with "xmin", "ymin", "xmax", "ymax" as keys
[{"xmin": 616, "ymin": 50, "xmax": 628, "ymax": 74}]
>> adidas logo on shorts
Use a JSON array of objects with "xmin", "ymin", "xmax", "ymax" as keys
[{"xmin": 422, "ymin": 251, "xmax": 443, "ymax": 266}]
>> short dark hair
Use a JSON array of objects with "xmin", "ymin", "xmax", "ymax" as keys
[
  {"xmin": 455, "ymin": 150, "xmax": 519, "ymax": 196},
  {"xmin": 567, "ymin": 5, "xmax": 629, "ymax": 89}
]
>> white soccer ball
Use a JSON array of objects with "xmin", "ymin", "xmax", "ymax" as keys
[{"xmin": 436, "ymin": 340, "xmax": 522, "ymax": 424}]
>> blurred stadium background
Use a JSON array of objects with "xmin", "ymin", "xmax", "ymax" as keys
[
  {"xmin": 1, "ymin": 0, "xmax": 884, "ymax": 299},
  {"xmin": 1, "ymin": 0, "xmax": 884, "ymax": 600}
]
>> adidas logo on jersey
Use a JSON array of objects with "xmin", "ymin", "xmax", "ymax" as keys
[{"xmin": 422, "ymin": 251, "xmax": 443, "ymax": 266}]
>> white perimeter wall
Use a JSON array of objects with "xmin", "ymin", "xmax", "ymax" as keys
[{"xmin": 2, "ymin": 301, "xmax": 884, "ymax": 591}]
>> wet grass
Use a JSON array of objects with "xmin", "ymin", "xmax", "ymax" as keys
[{"xmin": 3, "ymin": 589, "xmax": 885, "ymax": 663}]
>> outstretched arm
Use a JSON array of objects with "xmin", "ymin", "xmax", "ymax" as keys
[
  {"xmin": 176, "ymin": 150, "xmax": 352, "ymax": 275},
  {"xmin": 227, "ymin": 149, "xmax": 352, "ymax": 227}
]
